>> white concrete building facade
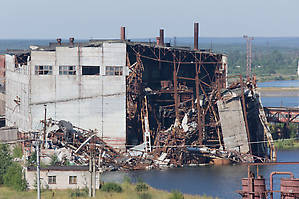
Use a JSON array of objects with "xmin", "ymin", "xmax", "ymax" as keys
[
  {"xmin": 26, "ymin": 166, "xmax": 100, "ymax": 189},
  {"xmin": 5, "ymin": 42, "xmax": 127, "ymax": 148}
]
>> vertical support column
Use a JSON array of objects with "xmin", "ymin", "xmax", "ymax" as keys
[
  {"xmin": 195, "ymin": 60, "xmax": 203, "ymax": 145},
  {"xmin": 43, "ymin": 104, "xmax": 47, "ymax": 149},
  {"xmin": 89, "ymin": 157, "xmax": 92, "ymax": 197},
  {"xmin": 173, "ymin": 53, "xmax": 179, "ymax": 122},
  {"xmin": 120, "ymin": 26, "xmax": 126, "ymax": 41},
  {"xmin": 160, "ymin": 29, "xmax": 164, "ymax": 46},
  {"xmin": 194, "ymin": 22, "xmax": 199, "ymax": 50},
  {"xmin": 36, "ymin": 140, "xmax": 41, "ymax": 199},
  {"xmin": 240, "ymin": 76, "xmax": 252, "ymax": 155},
  {"xmin": 92, "ymin": 157, "xmax": 96, "ymax": 197}
]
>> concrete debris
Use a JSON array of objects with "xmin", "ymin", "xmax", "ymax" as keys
[{"xmin": 21, "ymin": 78, "xmax": 274, "ymax": 171}]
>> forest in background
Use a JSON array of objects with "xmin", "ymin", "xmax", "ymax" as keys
[
  {"xmin": 1, "ymin": 37, "xmax": 299, "ymax": 81},
  {"xmin": 175, "ymin": 37, "xmax": 299, "ymax": 81}
]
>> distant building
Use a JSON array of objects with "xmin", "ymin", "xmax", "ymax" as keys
[{"xmin": 26, "ymin": 166, "xmax": 100, "ymax": 189}]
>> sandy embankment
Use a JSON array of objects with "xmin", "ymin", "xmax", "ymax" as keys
[{"xmin": 256, "ymin": 87, "xmax": 299, "ymax": 97}]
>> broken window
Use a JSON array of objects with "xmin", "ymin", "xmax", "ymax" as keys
[
  {"xmin": 82, "ymin": 66, "xmax": 100, "ymax": 75},
  {"xmin": 59, "ymin": 66, "xmax": 76, "ymax": 75},
  {"xmin": 48, "ymin": 176, "xmax": 56, "ymax": 184},
  {"xmin": 105, "ymin": 66, "xmax": 123, "ymax": 76},
  {"xmin": 69, "ymin": 176, "xmax": 77, "ymax": 184},
  {"xmin": 35, "ymin": 65, "xmax": 52, "ymax": 75}
]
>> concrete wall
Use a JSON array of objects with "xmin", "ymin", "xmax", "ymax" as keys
[
  {"xmin": 5, "ymin": 54, "xmax": 31, "ymax": 131},
  {"xmin": 0, "ymin": 93, "xmax": 5, "ymax": 115},
  {"xmin": 0, "ymin": 127, "xmax": 18, "ymax": 143},
  {"xmin": 217, "ymin": 96, "xmax": 249, "ymax": 153},
  {"xmin": 26, "ymin": 169, "xmax": 100, "ymax": 189},
  {"xmin": 0, "ymin": 55, "xmax": 5, "ymax": 86},
  {"xmin": 6, "ymin": 42, "xmax": 127, "ymax": 148}
]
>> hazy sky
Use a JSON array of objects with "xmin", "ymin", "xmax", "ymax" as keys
[{"xmin": 1, "ymin": 0, "xmax": 299, "ymax": 39}]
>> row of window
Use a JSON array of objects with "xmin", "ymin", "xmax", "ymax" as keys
[
  {"xmin": 34, "ymin": 65, "xmax": 123, "ymax": 76},
  {"xmin": 48, "ymin": 176, "xmax": 77, "ymax": 184}
]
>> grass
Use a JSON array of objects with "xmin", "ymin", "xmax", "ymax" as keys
[
  {"xmin": 0, "ymin": 183, "xmax": 215, "ymax": 199},
  {"xmin": 274, "ymin": 139, "xmax": 299, "ymax": 150}
]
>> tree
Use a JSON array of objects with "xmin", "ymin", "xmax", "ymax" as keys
[
  {"xmin": 26, "ymin": 151, "xmax": 37, "ymax": 167},
  {"xmin": 0, "ymin": 144, "xmax": 12, "ymax": 184},
  {"xmin": 3, "ymin": 162, "xmax": 27, "ymax": 191}
]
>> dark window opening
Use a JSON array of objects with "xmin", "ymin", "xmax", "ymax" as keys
[
  {"xmin": 82, "ymin": 66, "xmax": 100, "ymax": 75},
  {"xmin": 69, "ymin": 176, "xmax": 77, "ymax": 184}
]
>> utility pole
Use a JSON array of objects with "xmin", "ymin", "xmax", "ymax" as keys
[
  {"xmin": 89, "ymin": 157, "xmax": 92, "ymax": 197},
  {"xmin": 42, "ymin": 105, "xmax": 47, "ymax": 149},
  {"xmin": 92, "ymin": 157, "xmax": 96, "ymax": 197},
  {"xmin": 36, "ymin": 138, "xmax": 41, "ymax": 199},
  {"xmin": 243, "ymin": 35, "xmax": 254, "ymax": 80}
]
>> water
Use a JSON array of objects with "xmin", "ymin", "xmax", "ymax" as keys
[
  {"xmin": 261, "ymin": 96, "xmax": 299, "ymax": 107},
  {"xmin": 257, "ymin": 80, "xmax": 299, "ymax": 107},
  {"xmin": 102, "ymin": 150, "xmax": 299, "ymax": 199},
  {"xmin": 1, "ymin": 40, "xmax": 297, "ymax": 198},
  {"xmin": 102, "ymin": 79, "xmax": 299, "ymax": 199},
  {"xmin": 258, "ymin": 80, "xmax": 299, "ymax": 88}
]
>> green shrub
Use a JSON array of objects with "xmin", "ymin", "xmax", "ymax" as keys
[
  {"xmin": 3, "ymin": 162, "xmax": 27, "ymax": 191},
  {"xmin": 69, "ymin": 188, "xmax": 88, "ymax": 198},
  {"xmin": 0, "ymin": 144, "xmax": 13, "ymax": 184},
  {"xmin": 138, "ymin": 192, "xmax": 152, "ymax": 199},
  {"xmin": 101, "ymin": 182, "xmax": 122, "ymax": 193},
  {"xmin": 26, "ymin": 151, "xmax": 37, "ymax": 167},
  {"xmin": 135, "ymin": 182, "xmax": 149, "ymax": 192},
  {"xmin": 13, "ymin": 145, "xmax": 23, "ymax": 158},
  {"xmin": 275, "ymin": 139, "xmax": 295, "ymax": 150},
  {"xmin": 50, "ymin": 154, "xmax": 60, "ymax": 166},
  {"xmin": 169, "ymin": 190, "xmax": 184, "ymax": 199}
]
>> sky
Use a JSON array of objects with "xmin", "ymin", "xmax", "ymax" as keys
[{"xmin": 1, "ymin": 0, "xmax": 299, "ymax": 39}]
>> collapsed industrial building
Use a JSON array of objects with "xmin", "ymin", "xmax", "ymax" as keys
[{"xmin": 3, "ymin": 24, "xmax": 276, "ymax": 171}]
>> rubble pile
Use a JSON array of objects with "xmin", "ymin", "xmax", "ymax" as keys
[{"xmin": 23, "ymin": 79, "xmax": 274, "ymax": 171}]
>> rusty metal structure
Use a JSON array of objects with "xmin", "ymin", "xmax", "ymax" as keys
[
  {"xmin": 13, "ymin": 23, "xmax": 276, "ymax": 171},
  {"xmin": 264, "ymin": 107, "xmax": 299, "ymax": 124},
  {"xmin": 123, "ymin": 23, "xmax": 275, "ymax": 166},
  {"xmin": 237, "ymin": 162, "xmax": 299, "ymax": 199}
]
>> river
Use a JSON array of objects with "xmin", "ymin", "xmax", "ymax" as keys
[
  {"xmin": 101, "ymin": 80, "xmax": 299, "ymax": 199},
  {"xmin": 102, "ymin": 150, "xmax": 299, "ymax": 199},
  {"xmin": 257, "ymin": 80, "xmax": 299, "ymax": 107}
]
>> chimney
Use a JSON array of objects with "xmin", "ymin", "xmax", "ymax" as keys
[
  {"xmin": 120, "ymin": 26, "xmax": 126, "ymax": 41},
  {"xmin": 156, "ymin": 37, "xmax": 160, "ymax": 45},
  {"xmin": 69, "ymin": 37, "xmax": 74, "ymax": 45},
  {"xmin": 194, "ymin": 22, "xmax": 199, "ymax": 50},
  {"xmin": 56, "ymin": 38, "xmax": 62, "ymax": 45},
  {"xmin": 159, "ymin": 29, "xmax": 164, "ymax": 46}
]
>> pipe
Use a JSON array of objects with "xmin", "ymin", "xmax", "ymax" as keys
[
  {"xmin": 270, "ymin": 171, "xmax": 294, "ymax": 199},
  {"xmin": 120, "ymin": 26, "xmax": 126, "ymax": 41},
  {"xmin": 159, "ymin": 29, "xmax": 164, "ymax": 46},
  {"xmin": 156, "ymin": 37, "xmax": 160, "ymax": 45},
  {"xmin": 69, "ymin": 37, "xmax": 74, "ymax": 45},
  {"xmin": 194, "ymin": 22, "xmax": 199, "ymax": 50},
  {"xmin": 56, "ymin": 38, "xmax": 62, "ymax": 45}
]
